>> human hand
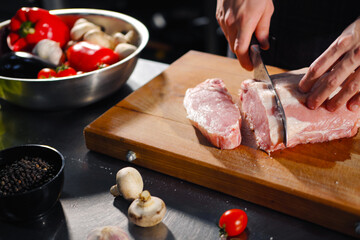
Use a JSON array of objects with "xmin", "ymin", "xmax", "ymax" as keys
[
  {"xmin": 216, "ymin": 0, "xmax": 274, "ymax": 70},
  {"xmin": 298, "ymin": 18, "xmax": 360, "ymax": 112}
]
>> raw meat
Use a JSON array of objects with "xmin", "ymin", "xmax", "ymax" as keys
[
  {"xmin": 240, "ymin": 70, "xmax": 360, "ymax": 152},
  {"xmin": 183, "ymin": 78, "xmax": 241, "ymax": 149}
]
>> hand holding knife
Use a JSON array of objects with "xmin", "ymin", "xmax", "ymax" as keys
[{"xmin": 249, "ymin": 40, "xmax": 288, "ymax": 147}]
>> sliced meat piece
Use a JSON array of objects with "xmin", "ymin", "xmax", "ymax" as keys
[
  {"xmin": 240, "ymin": 71, "xmax": 360, "ymax": 152},
  {"xmin": 184, "ymin": 78, "xmax": 241, "ymax": 149}
]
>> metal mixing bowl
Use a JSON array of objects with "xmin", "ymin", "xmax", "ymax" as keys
[{"xmin": 0, "ymin": 8, "xmax": 149, "ymax": 110}]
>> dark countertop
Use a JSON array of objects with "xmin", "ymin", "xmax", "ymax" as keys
[{"xmin": 0, "ymin": 58, "xmax": 355, "ymax": 240}]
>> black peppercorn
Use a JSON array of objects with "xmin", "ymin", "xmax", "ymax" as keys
[{"xmin": 0, "ymin": 156, "xmax": 56, "ymax": 197}]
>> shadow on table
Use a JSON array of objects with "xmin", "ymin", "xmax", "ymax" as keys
[
  {"xmin": 0, "ymin": 201, "xmax": 69, "ymax": 240},
  {"xmin": 113, "ymin": 197, "xmax": 175, "ymax": 240}
]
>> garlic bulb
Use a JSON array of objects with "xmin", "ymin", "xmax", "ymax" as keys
[
  {"xmin": 87, "ymin": 226, "xmax": 129, "ymax": 240},
  {"xmin": 32, "ymin": 39, "xmax": 64, "ymax": 66}
]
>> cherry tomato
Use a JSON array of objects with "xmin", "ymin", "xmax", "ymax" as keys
[
  {"xmin": 219, "ymin": 209, "xmax": 248, "ymax": 237},
  {"xmin": 37, "ymin": 68, "xmax": 57, "ymax": 79},
  {"xmin": 56, "ymin": 65, "xmax": 77, "ymax": 77}
]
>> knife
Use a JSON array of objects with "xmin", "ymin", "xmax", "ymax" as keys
[{"xmin": 249, "ymin": 44, "xmax": 288, "ymax": 147}]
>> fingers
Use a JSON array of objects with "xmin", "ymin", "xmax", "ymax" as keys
[
  {"xmin": 255, "ymin": 0, "xmax": 274, "ymax": 50},
  {"xmin": 348, "ymin": 91, "xmax": 360, "ymax": 111},
  {"xmin": 306, "ymin": 46, "xmax": 360, "ymax": 110},
  {"xmin": 216, "ymin": 0, "xmax": 273, "ymax": 71},
  {"xmin": 216, "ymin": 0, "xmax": 229, "ymax": 42},
  {"xmin": 234, "ymin": 20, "xmax": 257, "ymax": 71},
  {"xmin": 234, "ymin": 0, "xmax": 273, "ymax": 70},
  {"xmin": 327, "ymin": 69, "xmax": 360, "ymax": 111},
  {"xmin": 224, "ymin": 8, "xmax": 238, "ymax": 53},
  {"xmin": 299, "ymin": 35, "xmax": 353, "ymax": 93}
]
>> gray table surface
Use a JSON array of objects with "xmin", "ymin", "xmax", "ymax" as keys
[{"xmin": 0, "ymin": 58, "xmax": 355, "ymax": 240}]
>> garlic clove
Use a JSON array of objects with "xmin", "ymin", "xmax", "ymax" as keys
[
  {"xmin": 128, "ymin": 190, "xmax": 166, "ymax": 227},
  {"xmin": 87, "ymin": 226, "xmax": 129, "ymax": 240}
]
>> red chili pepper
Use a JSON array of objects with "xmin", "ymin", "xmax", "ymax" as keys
[
  {"xmin": 7, "ymin": 7, "xmax": 70, "ymax": 52},
  {"xmin": 66, "ymin": 41, "xmax": 120, "ymax": 72}
]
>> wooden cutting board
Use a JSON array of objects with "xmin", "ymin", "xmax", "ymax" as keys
[{"xmin": 84, "ymin": 50, "xmax": 360, "ymax": 237}]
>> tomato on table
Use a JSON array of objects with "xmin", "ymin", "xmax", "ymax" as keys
[
  {"xmin": 219, "ymin": 209, "xmax": 248, "ymax": 237},
  {"xmin": 37, "ymin": 68, "xmax": 56, "ymax": 79}
]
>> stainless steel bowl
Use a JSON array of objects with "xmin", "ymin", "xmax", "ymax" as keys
[{"xmin": 0, "ymin": 8, "xmax": 149, "ymax": 110}]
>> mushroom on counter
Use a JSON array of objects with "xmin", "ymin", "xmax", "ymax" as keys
[
  {"xmin": 110, "ymin": 167, "xmax": 143, "ymax": 201},
  {"xmin": 128, "ymin": 190, "xmax": 166, "ymax": 227}
]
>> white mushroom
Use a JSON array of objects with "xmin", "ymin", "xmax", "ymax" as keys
[
  {"xmin": 32, "ymin": 39, "xmax": 64, "ymax": 66},
  {"xmin": 83, "ymin": 29, "xmax": 115, "ymax": 49},
  {"xmin": 128, "ymin": 190, "xmax": 166, "ymax": 227},
  {"xmin": 124, "ymin": 30, "xmax": 136, "ymax": 44},
  {"xmin": 114, "ymin": 43, "xmax": 137, "ymax": 59},
  {"xmin": 70, "ymin": 18, "xmax": 101, "ymax": 41},
  {"xmin": 112, "ymin": 32, "xmax": 128, "ymax": 45},
  {"xmin": 87, "ymin": 226, "xmax": 129, "ymax": 240},
  {"xmin": 110, "ymin": 167, "xmax": 143, "ymax": 201}
]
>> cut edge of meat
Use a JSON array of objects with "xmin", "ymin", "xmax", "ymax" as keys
[{"xmin": 240, "ymin": 79, "xmax": 284, "ymax": 152}]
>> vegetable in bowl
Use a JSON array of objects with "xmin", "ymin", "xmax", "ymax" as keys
[
  {"xmin": 3, "ymin": 7, "xmax": 139, "ymax": 80},
  {"xmin": 0, "ymin": 8, "xmax": 149, "ymax": 109}
]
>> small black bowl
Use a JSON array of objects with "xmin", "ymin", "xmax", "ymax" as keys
[{"xmin": 0, "ymin": 144, "xmax": 65, "ymax": 221}]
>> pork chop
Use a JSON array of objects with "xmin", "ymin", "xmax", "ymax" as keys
[{"xmin": 183, "ymin": 78, "xmax": 241, "ymax": 149}]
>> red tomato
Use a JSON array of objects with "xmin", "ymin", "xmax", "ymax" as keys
[
  {"xmin": 37, "ymin": 68, "xmax": 56, "ymax": 79},
  {"xmin": 56, "ymin": 66, "xmax": 77, "ymax": 78},
  {"xmin": 219, "ymin": 209, "xmax": 248, "ymax": 237}
]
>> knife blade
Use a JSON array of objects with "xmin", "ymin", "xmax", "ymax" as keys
[{"xmin": 249, "ymin": 44, "xmax": 288, "ymax": 147}]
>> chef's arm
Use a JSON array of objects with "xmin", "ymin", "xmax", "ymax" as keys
[
  {"xmin": 216, "ymin": 0, "xmax": 274, "ymax": 71},
  {"xmin": 299, "ymin": 18, "xmax": 360, "ymax": 112}
]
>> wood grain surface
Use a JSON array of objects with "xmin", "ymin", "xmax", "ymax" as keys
[{"xmin": 84, "ymin": 50, "xmax": 360, "ymax": 237}]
